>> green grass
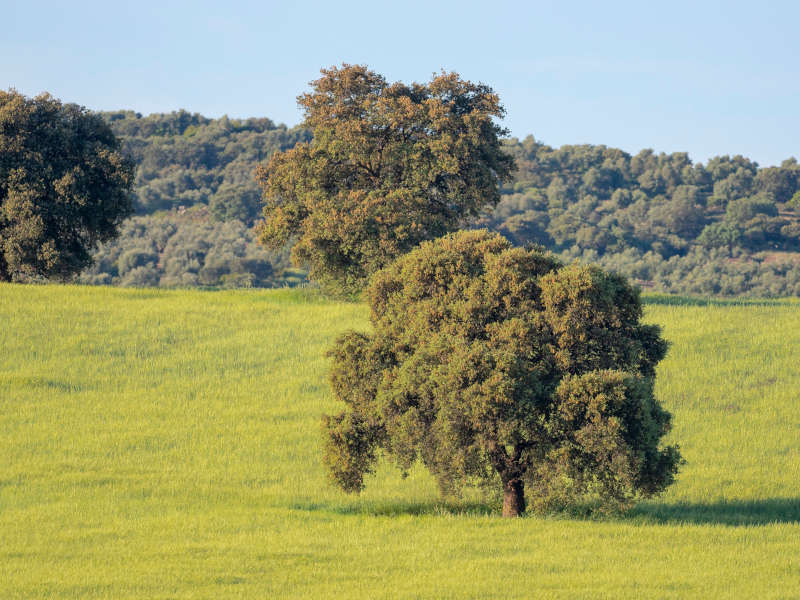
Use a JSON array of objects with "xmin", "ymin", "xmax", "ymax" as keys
[{"xmin": 1, "ymin": 284, "xmax": 798, "ymax": 598}]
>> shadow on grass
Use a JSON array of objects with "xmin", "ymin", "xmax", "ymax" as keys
[
  {"xmin": 641, "ymin": 293, "xmax": 796, "ymax": 307},
  {"xmin": 628, "ymin": 498, "xmax": 800, "ymax": 526},
  {"xmin": 291, "ymin": 499, "xmax": 499, "ymax": 518},
  {"xmin": 292, "ymin": 497, "xmax": 800, "ymax": 525}
]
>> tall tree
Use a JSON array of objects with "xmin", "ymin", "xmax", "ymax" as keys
[
  {"xmin": 0, "ymin": 91, "xmax": 135, "ymax": 281},
  {"xmin": 324, "ymin": 230, "xmax": 681, "ymax": 516},
  {"xmin": 257, "ymin": 64, "xmax": 514, "ymax": 297}
]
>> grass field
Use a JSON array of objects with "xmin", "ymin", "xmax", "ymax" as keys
[{"xmin": 1, "ymin": 284, "xmax": 799, "ymax": 598}]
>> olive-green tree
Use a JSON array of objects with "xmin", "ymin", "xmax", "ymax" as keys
[
  {"xmin": 0, "ymin": 91, "xmax": 135, "ymax": 281},
  {"xmin": 257, "ymin": 64, "xmax": 514, "ymax": 297},
  {"xmin": 324, "ymin": 230, "xmax": 681, "ymax": 516},
  {"xmin": 790, "ymin": 190, "xmax": 800, "ymax": 210}
]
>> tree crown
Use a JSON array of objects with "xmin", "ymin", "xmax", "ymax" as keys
[
  {"xmin": 257, "ymin": 65, "xmax": 514, "ymax": 297},
  {"xmin": 0, "ymin": 90, "xmax": 135, "ymax": 281},
  {"xmin": 324, "ymin": 230, "xmax": 681, "ymax": 515}
]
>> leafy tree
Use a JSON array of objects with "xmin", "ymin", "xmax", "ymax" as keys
[
  {"xmin": 324, "ymin": 230, "xmax": 681, "ymax": 516},
  {"xmin": 257, "ymin": 64, "xmax": 514, "ymax": 297},
  {"xmin": 0, "ymin": 91, "xmax": 135, "ymax": 281},
  {"xmin": 209, "ymin": 183, "xmax": 262, "ymax": 222},
  {"xmin": 755, "ymin": 164, "xmax": 798, "ymax": 204},
  {"xmin": 697, "ymin": 221, "xmax": 742, "ymax": 255},
  {"xmin": 790, "ymin": 190, "xmax": 800, "ymax": 211},
  {"xmin": 655, "ymin": 185, "xmax": 706, "ymax": 238},
  {"xmin": 725, "ymin": 195, "xmax": 778, "ymax": 223}
]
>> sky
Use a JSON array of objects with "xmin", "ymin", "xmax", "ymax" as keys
[{"xmin": 3, "ymin": 0, "xmax": 798, "ymax": 166}]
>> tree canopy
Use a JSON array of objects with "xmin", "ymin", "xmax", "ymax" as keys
[
  {"xmin": 324, "ymin": 230, "xmax": 681, "ymax": 516},
  {"xmin": 0, "ymin": 91, "xmax": 135, "ymax": 282},
  {"xmin": 257, "ymin": 65, "xmax": 514, "ymax": 297}
]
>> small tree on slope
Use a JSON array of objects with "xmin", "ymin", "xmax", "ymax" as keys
[{"xmin": 323, "ymin": 230, "xmax": 681, "ymax": 517}]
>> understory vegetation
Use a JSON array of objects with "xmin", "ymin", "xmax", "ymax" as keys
[
  {"xmin": 1, "ymin": 285, "xmax": 798, "ymax": 598},
  {"xmin": 76, "ymin": 110, "xmax": 800, "ymax": 296}
]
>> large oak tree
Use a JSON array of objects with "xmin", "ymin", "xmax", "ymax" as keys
[
  {"xmin": 324, "ymin": 230, "xmax": 681, "ymax": 516},
  {"xmin": 0, "ymin": 91, "xmax": 134, "ymax": 282},
  {"xmin": 257, "ymin": 65, "xmax": 514, "ymax": 297}
]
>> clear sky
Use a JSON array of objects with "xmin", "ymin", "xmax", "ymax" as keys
[{"xmin": 4, "ymin": 0, "xmax": 798, "ymax": 166}]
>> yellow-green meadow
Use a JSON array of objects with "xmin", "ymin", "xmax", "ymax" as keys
[{"xmin": 1, "ymin": 284, "xmax": 798, "ymax": 598}]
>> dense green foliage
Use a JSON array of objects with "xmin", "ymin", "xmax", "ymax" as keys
[
  {"xmin": 491, "ymin": 139, "xmax": 800, "ymax": 254},
  {"xmin": 105, "ymin": 109, "xmax": 310, "ymax": 220},
  {"xmin": 2, "ymin": 285, "xmax": 798, "ymax": 597},
  {"xmin": 482, "ymin": 139, "xmax": 800, "ymax": 296},
  {"xmin": 82, "ymin": 110, "xmax": 310, "ymax": 287},
  {"xmin": 325, "ymin": 231, "xmax": 680, "ymax": 516},
  {"xmin": 258, "ymin": 65, "xmax": 514, "ymax": 297},
  {"xmin": 81, "ymin": 105, "xmax": 800, "ymax": 296},
  {"xmin": 77, "ymin": 206, "xmax": 302, "ymax": 288},
  {"xmin": 0, "ymin": 91, "xmax": 134, "ymax": 281}
]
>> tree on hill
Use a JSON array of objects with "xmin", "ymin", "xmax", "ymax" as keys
[
  {"xmin": 323, "ymin": 230, "xmax": 681, "ymax": 517},
  {"xmin": 0, "ymin": 91, "xmax": 135, "ymax": 281},
  {"xmin": 697, "ymin": 221, "xmax": 742, "ymax": 255},
  {"xmin": 790, "ymin": 190, "xmax": 800, "ymax": 210},
  {"xmin": 257, "ymin": 64, "xmax": 514, "ymax": 297}
]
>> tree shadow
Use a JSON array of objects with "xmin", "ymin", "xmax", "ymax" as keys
[
  {"xmin": 291, "ymin": 499, "xmax": 499, "ymax": 517},
  {"xmin": 642, "ymin": 294, "xmax": 795, "ymax": 308},
  {"xmin": 628, "ymin": 498, "xmax": 800, "ymax": 526},
  {"xmin": 292, "ymin": 497, "xmax": 800, "ymax": 525}
]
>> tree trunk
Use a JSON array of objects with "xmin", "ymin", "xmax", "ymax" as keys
[
  {"xmin": 0, "ymin": 253, "xmax": 9, "ymax": 282},
  {"xmin": 502, "ymin": 477, "xmax": 526, "ymax": 517}
]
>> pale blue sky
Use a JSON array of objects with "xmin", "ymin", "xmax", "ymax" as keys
[{"xmin": 4, "ymin": 0, "xmax": 798, "ymax": 166}]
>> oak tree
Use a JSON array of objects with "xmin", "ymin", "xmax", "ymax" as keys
[
  {"xmin": 324, "ymin": 230, "xmax": 681, "ymax": 516},
  {"xmin": 0, "ymin": 91, "xmax": 134, "ymax": 282},
  {"xmin": 257, "ymin": 65, "xmax": 513, "ymax": 297}
]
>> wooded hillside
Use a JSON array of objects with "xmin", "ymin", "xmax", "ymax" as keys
[{"xmin": 81, "ymin": 110, "xmax": 800, "ymax": 296}]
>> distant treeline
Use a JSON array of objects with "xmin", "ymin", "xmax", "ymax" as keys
[
  {"xmin": 83, "ymin": 110, "xmax": 800, "ymax": 296},
  {"xmin": 483, "ymin": 138, "xmax": 800, "ymax": 296}
]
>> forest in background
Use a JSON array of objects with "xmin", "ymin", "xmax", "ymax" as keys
[
  {"xmin": 79, "ymin": 110, "xmax": 309, "ymax": 288},
  {"xmin": 80, "ymin": 110, "xmax": 800, "ymax": 296}
]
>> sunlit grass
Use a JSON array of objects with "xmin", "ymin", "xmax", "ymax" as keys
[{"xmin": 1, "ymin": 284, "xmax": 798, "ymax": 598}]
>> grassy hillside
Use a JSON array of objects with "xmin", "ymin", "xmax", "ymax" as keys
[{"xmin": 1, "ymin": 285, "xmax": 798, "ymax": 598}]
